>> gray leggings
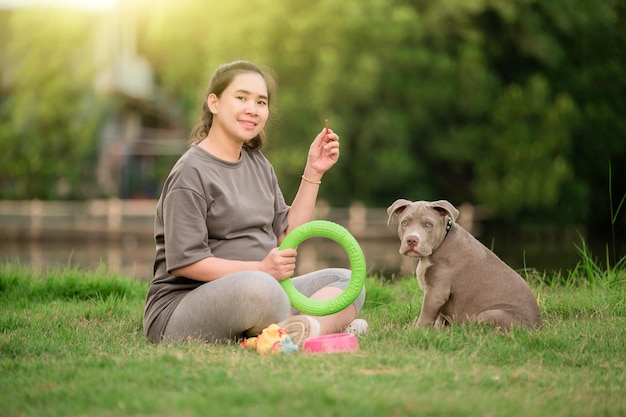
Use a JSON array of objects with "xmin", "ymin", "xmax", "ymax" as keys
[{"xmin": 162, "ymin": 268, "xmax": 366, "ymax": 343}]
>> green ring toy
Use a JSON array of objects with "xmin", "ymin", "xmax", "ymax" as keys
[{"xmin": 278, "ymin": 220, "xmax": 366, "ymax": 316}]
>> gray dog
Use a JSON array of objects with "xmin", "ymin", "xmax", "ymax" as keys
[{"xmin": 387, "ymin": 199, "xmax": 542, "ymax": 330}]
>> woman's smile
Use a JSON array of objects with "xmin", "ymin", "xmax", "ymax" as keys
[{"xmin": 238, "ymin": 118, "xmax": 258, "ymax": 130}]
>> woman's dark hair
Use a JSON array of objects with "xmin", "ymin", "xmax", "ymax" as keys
[{"xmin": 189, "ymin": 61, "xmax": 277, "ymax": 150}]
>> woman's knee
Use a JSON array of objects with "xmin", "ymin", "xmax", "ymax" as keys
[
  {"xmin": 331, "ymin": 267, "xmax": 352, "ymax": 286},
  {"xmin": 292, "ymin": 268, "xmax": 366, "ymax": 313},
  {"xmin": 233, "ymin": 271, "xmax": 291, "ymax": 309}
]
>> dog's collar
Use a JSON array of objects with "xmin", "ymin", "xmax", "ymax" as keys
[{"xmin": 444, "ymin": 217, "xmax": 453, "ymax": 238}]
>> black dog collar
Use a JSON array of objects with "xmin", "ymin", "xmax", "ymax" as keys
[{"xmin": 444, "ymin": 217, "xmax": 453, "ymax": 238}]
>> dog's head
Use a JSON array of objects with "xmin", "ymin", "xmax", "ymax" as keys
[{"xmin": 387, "ymin": 199, "xmax": 460, "ymax": 258}]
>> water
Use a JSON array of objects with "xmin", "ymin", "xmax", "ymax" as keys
[
  {"xmin": 3, "ymin": 200, "xmax": 621, "ymax": 280},
  {"xmin": 1, "ymin": 238, "xmax": 155, "ymax": 280},
  {"xmin": 0, "ymin": 237, "xmax": 411, "ymax": 280},
  {"xmin": 0, "ymin": 233, "xmax": 606, "ymax": 281}
]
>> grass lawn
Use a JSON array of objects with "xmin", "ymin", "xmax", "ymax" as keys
[{"xmin": 1, "ymin": 258, "xmax": 625, "ymax": 417}]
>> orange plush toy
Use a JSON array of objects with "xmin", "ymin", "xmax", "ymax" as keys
[{"xmin": 240, "ymin": 324, "xmax": 299, "ymax": 355}]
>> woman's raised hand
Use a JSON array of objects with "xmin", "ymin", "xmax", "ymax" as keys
[{"xmin": 305, "ymin": 124, "xmax": 340, "ymax": 179}]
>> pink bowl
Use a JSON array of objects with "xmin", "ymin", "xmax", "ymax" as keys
[{"xmin": 302, "ymin": 333, "xmax": 359, "ymax": 354}]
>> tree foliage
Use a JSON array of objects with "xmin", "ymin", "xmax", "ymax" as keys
[
  {"xmin": 0, "ymin": 0, "xmax": 624, "ymax": 233},
  {"xmin": 0, "ymin": 9, "xmax": 104, "ymax": 199}
]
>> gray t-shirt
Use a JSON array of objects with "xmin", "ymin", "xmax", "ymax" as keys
[{"xmin": 143, "ymin": 144, "xmax": 290, "ymax": 342}]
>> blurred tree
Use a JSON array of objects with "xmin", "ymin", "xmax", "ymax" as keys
[
  {"xmin": 2, "ymin": 0, "xmax": 622, "ymax": 237},
  {"xmin": 136, "ymin": 0, "xmax": 624, "ymax": 235},
  {"xmin": 469, "ymin": 76, "xmax": 582, "ymax": 222},
  {"xmin": 0, "ymin": 9, "xmax": 104, "ymax": 199},
  {"xmin": 543, "ymin": 0, "xmax": 626, "ymax": 237}
]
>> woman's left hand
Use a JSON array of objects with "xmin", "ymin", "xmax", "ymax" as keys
[{"xmin": 304, "ymin": 126, "xmax": 340, "ymax": 179}]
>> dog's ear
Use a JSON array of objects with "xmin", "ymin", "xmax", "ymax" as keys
[
  {"xmin": 430, "ymin": 200, "xmax": 460, "ymax": 222},
  {"xmin": 387, "ymin": 199, "xmax": 412, "ymax": 225}
]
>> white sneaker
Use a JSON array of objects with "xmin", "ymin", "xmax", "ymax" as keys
[
  {"xmin": 278, "ymin": 316, "xmax": 321, "ymax": 348},
  {"xmin": 343, "ymin": 319, "xmax": 369, "ymax": 336}
]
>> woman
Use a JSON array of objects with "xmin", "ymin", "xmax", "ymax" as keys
[{"xmin": 143, "ymin": 60, "xmax": 367, "ymax": 345}]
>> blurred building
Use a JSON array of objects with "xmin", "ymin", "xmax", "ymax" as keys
[{"xmin": 0, "ymin": 0, "xmax": 187, "ymax": 199}]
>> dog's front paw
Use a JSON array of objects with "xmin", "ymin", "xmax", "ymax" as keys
[{"xmin": 415, "ymin": 316, "xmax": 435, "ymax": 328}]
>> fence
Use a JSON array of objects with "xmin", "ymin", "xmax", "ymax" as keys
[
  {"xmin": 0, "ymin": 199, "xmax": 158, "ymax": 241},
  {"xmin": 0, "ymin": 200, "xmax": 596, "ymax": 277},
  {"xmin": 0, "ymin": 199, "xmax": 482, "ymax": 241},
  {"xmin": 0, "ymin": 199, "xmax": 414, "ymax": 277}
]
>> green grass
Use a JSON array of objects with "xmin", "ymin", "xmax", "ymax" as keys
[{"xmin": 1, "ymin": 259, "xmax": 625, "ymax": 417}]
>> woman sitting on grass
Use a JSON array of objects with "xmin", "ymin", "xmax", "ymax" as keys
[{"xmin": 143, "ymin": 60, "xmax": 367, "ymax": 346}]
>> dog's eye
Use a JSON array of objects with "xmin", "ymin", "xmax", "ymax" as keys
[
  {"xmin": 401, "ymin": 220, "xmax": 408, "ymax": 227},
  {"xmin": 425, "ymin": 222, "xmax": 433, "ymax": 228}
]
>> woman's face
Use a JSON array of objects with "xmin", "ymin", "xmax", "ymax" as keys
[{"xmin": 209, "ymin": 72, "xmax": 269, "ymax": 141}]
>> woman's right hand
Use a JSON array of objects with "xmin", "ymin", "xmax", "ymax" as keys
[{"xmin": 260, "ymin": 248, "xmax": 297, "ymax": 281}]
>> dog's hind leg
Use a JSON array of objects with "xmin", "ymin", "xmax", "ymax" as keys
[
  {"xmin": 475, "ymin": 309, "xmax": 525, "ymax": 331},
  {"xmin": 434, "ymin": 315, "xmax": 450, "ymax": 328}
]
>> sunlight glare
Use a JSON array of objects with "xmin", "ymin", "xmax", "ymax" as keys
[{"xmin": 0, "ymin": 0, "xmax": 118, "ymax": 10}]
